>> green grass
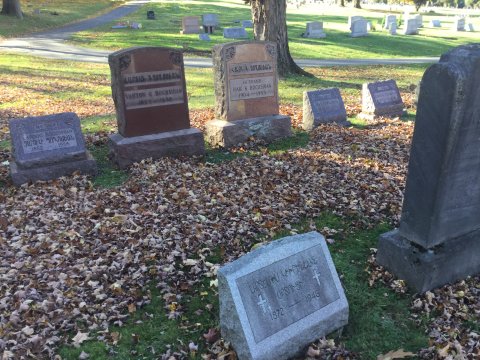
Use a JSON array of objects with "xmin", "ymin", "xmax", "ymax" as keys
[
  {"xmin": 88, "ymin": 144, "xmax": 129, "ymax": 188},
  {"xmin": 58, "ymin": 214, "xmax": 429, "ymax": 359},
  {"xmin": 0, "ymin": 0, "xmax": 122, "ymax": 38},
  {"xmin": 67, "ymin": 0, "xmax": 480, "ymax": 59}
]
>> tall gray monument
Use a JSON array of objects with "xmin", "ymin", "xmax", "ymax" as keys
[{"xmin": 377, "ymin": 44, "xmax": 480, "ymax": 293}]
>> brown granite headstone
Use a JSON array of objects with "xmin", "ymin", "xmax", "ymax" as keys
[
  {"xmin": 206, "ymin": 41, "xmax": 291, "ymax": 147},
  {"xmin": 181, "ymin": 16, "xmax": 201, "ymax": 34},
  {"xmin": 108, "ymin": 46, "xmax": 204, "ymax": 168},
  {"xmin": 109, "ymin": 47, "xmax": 190, "ymax": 137}
]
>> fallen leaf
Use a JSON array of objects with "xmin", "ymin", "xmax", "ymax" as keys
[{"xmin": 377, "ymin": 349, "xmax": 415, "ymax": 360}]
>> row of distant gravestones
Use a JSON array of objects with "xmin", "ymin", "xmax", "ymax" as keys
[{"xmin": 7, "ymin": 41, "xmax": 406, "ymax": 187}]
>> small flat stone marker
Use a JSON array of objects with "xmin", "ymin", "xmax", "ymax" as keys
[
  {"xmin": 8, "ymin": 112, "xmax": 97, "ymax": 185},
  {"xmin": 218, "ymin": 232, "xmax": 348, "ymax": 360},
  {"xmin": 377, "ymin": 44, "xmax": 480, "ymax": 292},
  {"xmin": 359, "ymin": 79, "xmax": 404, "ymax": 120},
  {"xmin": 223, "ymin": 27, "xmax": 248, "ymax": 39},
  {"xmin": 302, "ymin": 88, "xmax": 349, "ymax": 130},
  {"xmin": 430, "ymin": 19, "xmax": 441, "ymax": 27},
  {"xmin": 108, "ymin": 46, "xmax": 205, "ymax": 168},
  {"xmin": 242, "ymin": 20, "xmax": 253, "ymax": 28},
  {"xmin": 205, "ymin": 41, "xmax": 291, "ymax": 147}
]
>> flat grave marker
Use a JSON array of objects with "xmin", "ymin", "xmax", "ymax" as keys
[
  {"xmin": 223, "ymin": 27, "xmax": 248, "ymax": 39},
  {"xmin": 219, "ymin": 232, "xmax": 349, "ymax": 360},
  {"xmin": 8, "ymin": 112, "xmax": 97, "ymax": 185},
  {"xmin": 302, "ymin": 88, "xmax": 349, "ymax": 130}
]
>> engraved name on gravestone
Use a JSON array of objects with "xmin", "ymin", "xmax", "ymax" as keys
[
  {"xmin": 109, "ymin": 47, "xmax": 189, "ymax": 137},
  {"xmin": 302, "ymin": 88, "xmax": 348, "ymax": 130},
  {"xmin": 360, "ymin": 79, "xmax": 404, "ymax": 119},
  {"xmin": 218, "ymin": 232, "xmax": 348, "ymax": 360},
  {"xmin": 8, "ymin": 112, "xmax": 97, "ymax": 185}
]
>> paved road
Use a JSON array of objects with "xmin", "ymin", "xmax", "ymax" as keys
[{"xmin": 0, "ymin": 0, "xmax": 439, "ymax": 67}]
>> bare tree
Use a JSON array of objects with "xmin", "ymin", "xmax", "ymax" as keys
[
  {"xmin": 246, "ymin": 0, "xmax": 310, "ymax": 77},
  {"xmin": 1, "ymin": 0, "xmax": 23, "ymax": 18}
]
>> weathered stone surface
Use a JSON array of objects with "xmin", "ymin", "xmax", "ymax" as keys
[
  {"xmin": 350, "ymin": 19, "xmax": 368, "ymax": 37},
  {"xmin": 223, "ymin": 27, "xmax": 248, "ymax": 39},
  {"xmin": 430, "ymin": 19, "xmax": 441, "ymax": 27},
  {"xmin": 348, "ymin": 16, "xmax": 363, "ymax": 29},
  {"xmin": 403, "ymin": 18, "xmax": 419, "ymax": 35},
  {"xmin": 377, "ymin": 44, "xmax": 480, "ymax": 292},
  {"xmin": 202, "ymin": 13, "xmax": 218, "ymax": 27},
  {"xmin": 302, "ymin": 88, "xmax": 349, "ymax": 130},
  {"xmin": 181, "ymin": 16, "xmax": 201, "ymax": 34},
  {"xmin": 108, "ymin": 128, "xmax": 205, "ymax": 168},
  {"xmin": 109, "ymin": 47, "xmax": 190, "ymax": 137},
  {"xmin": 384, "ymin": 14, "xmax": 396, "ymax": 29},
  {"xmin": 218, "ymin": 232, "xmax": 348, "ymax": 360},
  {"xmin": 206, "ymin": 115, "xmax": 291, "ymax": 148},
  {"xmin": 453, "ymin": 17, "xmax": 465, "ymax": 31},
  {"xmin": 389, "ymin": 22, "xmax": 397, "ymax": 35},
  {"xmin": 10, "ymin": 152, "xmax": 97, "ymax": 186},
  {"xmin": 359, "ymin": 79, "xmax": 404, "ymax": 119},
  {"xmin": 304, "ymin": 21, "xmax": 326, "ymax": 38},
  {"xmin": 377, "ymin": 229, "xmax": 480, "ymax": 293}
]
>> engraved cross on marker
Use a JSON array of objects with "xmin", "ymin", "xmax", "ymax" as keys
[
  {"xmin": 313, "ymin": 269, "xmax": 321, "ymax": 286},
  {"xmin": 257, "ymin": 294, "xmax": 269, "ymax": 314}
]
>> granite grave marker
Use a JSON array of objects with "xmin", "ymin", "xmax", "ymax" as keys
[
  {"xmin": 304, "ymin": 21, "xmax": 326, "ymax": 38},
  {"xmin": 359, "ymin": 79, "xmax": 404, "ymax": 120},
  {"xmin": 181, "ymin": 16, "xmax": 201, "ymax": 34},
  {"xmin": 384, "ymin": 14, "xmax": 396, "ymax": 29},
  {"xmin": 302, "ymin": 88, "xmax": 349, "ymax": 130},
  {"xmin": 430, "ymin": 19, "xmax": 441, "ymax": 27},
  {"xmin": 108, "ymin": 47, "xmax": 204, "ymax": 168},
  {"xmin": 223, "ymin": 27, "xmax": 248, "ymax": 39},
  {"xmin": 377, "ymin": 44, "xmax": 480, "ymax": 292},
  {"xmin": 206, "ymin": 41, "xmax": 291, "ymax": 147},
  {"xmin": 453, "ymin": 16, "xmax": 465, "ymax": 31},
  {"xmin": 242, "ymin": 20, "xmax": 253, "ymax": 28},
  {"xmin": 8, "ymin": 112, "xmax": 97, "ymax": 185},
  {"xmin": 403, "ymin": 18, "xmax": 419, "ymax": 35},
  {"xmin": 218, "ymin": 232, "xmax": 349, "ymax": 360},
  {"xmin": 350, "ymin": 18, "xmax": 368, "ymax": 37},
  {"xmin": 203, "ymin": 13, "xmax": 218, "ymax": 34}
]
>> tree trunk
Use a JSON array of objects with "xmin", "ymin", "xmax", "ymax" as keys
[
  {"xmin": 339, "ymin": 0, "xmax": 345, "ymax": 6},
  {"xmin": 1, "ymin": 0, "xmax": 23, "ymax": 18},
  {"xmin": 250, "ymin": 0, "xmax": 310, "ymax": 77},
  {"xmin": 354, "ymin": 0, "xmax": 362, "ymax": 9}
]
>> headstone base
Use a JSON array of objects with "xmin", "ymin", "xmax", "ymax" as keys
[
  {"xmin": 10, "ymin": 152, "xmax": 97, "ymax": 186},
  {"xmin": 377, "ymin": 229, "xmax": 480, "ymax": 293},
  {"xmin": 358, "ymin": 108, "xmax": 406, "ymax": 121},
  {"xmin": 108, "ymin": 128, "xmax": 205, "ymax": 169},
  {"xmin": 205, "ymin": 115, "xmax": 292, "ymax": 148}
]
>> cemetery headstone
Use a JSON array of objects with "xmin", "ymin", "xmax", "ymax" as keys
[
  {"xmin": 218, "ymin": 232, "xmax": 349, "ymax": 360},
  {"xmin": 181, "ymin": 16, "xmax": 201, "ymax": 34},
  {"xmin": 108, "ymin": 47, "xmax": 205, "ymax": 168},
  {"xmin": 302, "ymin": 88, "xmax": 349, "ymax": 130},
  {"xmin": 348, "ymin": 15, "xmax": 363, "ymax": 29},
  {"xmin": 389, "ymin": 22, "xmax": 397, "ymax": 35},
  {"xmin": 8, "ymin": 112, "xmax": 97, "ymax": 186},
  {"xmin": 33, "ymin": 8, "xmax": 41, "ymax": 15},
  {"xmin": 377, "ymin": 44, "xmax": 480, "ymax": 293},
  {"xmin": 384, "ymin": 14, "xmax": 396, "ymax": 29},
  {"xmin": 242, "ymin": 20, "xmax": 253, "ymax": 28},
  {"xmin": 430, "ymin": 19, "xmax": 441, "ymax": 27},
  {"xmin": 359, "ymin": 79, "xmax": 404, "ymax": 120},
  {"xmin": 453, "ymin": 16, "xmax": 465, "ymax": 31},
  {"xmin": 223, "ymin": 27, "xmax": 248, "ymax": 39},
  {"xmin": 402, "ymin": 18, "xmax": 418, "ymax": 35},
  {"xmin": 350, "ymin": 18, "xmax": 368, "ymax": 37},
  {"xmin": 205, "ymin": 41, "xmax": 291, "ymax": 148},
  {"xmin": 414, "ymin": 14, "xmax": 423, "ymax": 27},
  {"xmin": 467, "ymin": 23, "xmax": 475, "ymax": 32},
  {"xmin": 203, "ymin": 13, "xmax": 218, "ymax": 34},
  {"xmin": 304, "ymin": 21, "xmax": 326, "ymax": 38},
  {"xmin": 199, "ymin": 33, "xmax": 211, "ymax": 41},
  {"xmin": 147, "ymin": 10, "xmax": 155, "ymax": 20}
]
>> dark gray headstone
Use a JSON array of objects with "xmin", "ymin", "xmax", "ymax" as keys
[
  {"xmin": 242, "ymin": 20, "xmax": 253, "ymax": 28},
  {"xmin": 223, "ymin": 27, "xmax": 248, "ymax": 39},
  {"xmin": 360, "ymin": 79, "xmax": 404, "ymax": 119},
  {"xmin": 147, "ymin": 10, "xmax": 155, "ymax": 20},
  {"xmin": 199, "ymin": 33, "xmax": 211, "ymax": 41},
  {"xmin": 8, "ymin": 113, "xmax": 97, "ymax": 185},
  {"xmin": 377, "ymin": 44, "xmax": 480, "ymax": 292},
  {"xmin": 202, "ymin": 13, "xmax": 218, "ymax": 27},
  {"xmin": 302, "ymin": 88, "xmax": 349, "ymax": 130},
  {"xmin": 219, "ymin": 232, "xmax": 348, "ymax": 360}
]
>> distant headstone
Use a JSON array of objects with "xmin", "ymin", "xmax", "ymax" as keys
[
  {"xmin": 389, "ymin": 22, "xmax": 397, "ymax": 35},
  {"xmin": 348, "ymin": 15, "xmax": 363, "ymax": 29},
  {"xmin": 223, "ymin": 27, "xmax": 248, "ymax": 39},
  {"xmin": 181, "ymin": 16, "xmax": 201, "ymax": 34},
  {"xmin": 205, "ymin": 41, "xmax": 291, "ymax": 148},
  {"xmin": 350, "ymin": 18, "xmax": 368, "ymax": 37},
  {"xmin": 130, "ymin": 22, "xmax": 142, "ymax": 29},
  {"xmin": 467, "ymin": 23, "xmax": 475, "ymax": 32},
  {"xmin": 453, "ymin": 16, "xmax": 465, "ymax": 31},
  {"xmin": 403, "ymin": 18, "xmax": 418, "ymax": 35},
  {"xmin": 108, "ymin": 47, "xmax": 205, "ymax": 168},
  {"xmin": 203, "ymin": 13, "xmax": 218, "ymax": 34},
  {"xmin": 304, "ymin": 21, "xmax": 326, "ymax": 38},
  {"xmin": 219, "ymin": 232, "xmax": 349, "ymax": 360},
  {"xmin": 199, "ymin": 33, "xmax": 211, "ymax": 41},
  {"xmin": 377, "ymin": 44, "xmax": 480, "ymax": 293},
  {"xmin": 367, "ymin": 21, "xmax": 372, "ymax": 31},
  {"xmin": 430, "ymin": 19, "xmax": 441, "ymax": 27},
  {"xmin": 302, "ymin": 88, "xmax": 349, "ymax": 130},
  {"xmin": 242, "ymin": 20, "xmax": 253, "ymax": 28},
  {"xmin": 33, "ymin": 8, "xmax": 41, "ymax": 15},
  {"xmin": 8, "ymin": 113, "xmax": 97, "ymax": 185},
  {"xmin": 414, "ymin": 14, "xmax": 423, "ymax": 27},
  {"xmin": 147, "ymin": 10, "xmax": 155, "ymax": 20},
  {"xmin": 359, "ymin": 79, "xmax": 404, "ymax": 120},
  {"xmin": 384, "ymin": 14, "xmax": 396, "ymax": 29}
]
